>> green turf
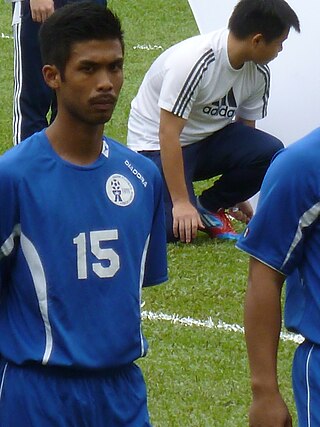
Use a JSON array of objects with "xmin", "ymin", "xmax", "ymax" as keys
[{"xmin": 0, "ymin": 1, "xmax": 298, "ymax": 425}]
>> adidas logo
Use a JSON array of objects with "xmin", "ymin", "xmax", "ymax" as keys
[{"xmin": 203, "ymin": 88, "xmax": 237, "ymax": 118}]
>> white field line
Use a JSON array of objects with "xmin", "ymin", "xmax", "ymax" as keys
[
  {"xmin": 1, "ymin": 33, "xmax": 13, "ymax": 40},
  {"xmin": 0, "ymin": 28, "xmax": 164, "ymax": 51},
  {"xmin": 133, "ymin": 44, "xmax": 163, "ymax": 50},
  {"xmin": 1, "ymin": 33, "xmax": 163, "ymax": 49},
  {"xmin": 142, "ymin": 310, "xmax": 304, "ymax": 345}
]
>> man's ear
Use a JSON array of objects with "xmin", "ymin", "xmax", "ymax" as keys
[
  {"xmin": 251, "ymin": 33, "xmax": 265, "ymax": 47},
  {"xmin": 42, "ymin": 65, "xmax": 61, "ymax": 89}
]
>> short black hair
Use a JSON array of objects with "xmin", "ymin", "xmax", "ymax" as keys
[
  {"xmin": 39, "ymin": 1, "xmax": 124, "ymax": 75},
  {"xmin": 228, "ymin": 0, "xmax": 300, "ymax": 43}
]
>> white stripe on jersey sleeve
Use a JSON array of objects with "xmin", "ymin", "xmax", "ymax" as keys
[
  {"xmin": 281, "ymin": 202, "xmax": 320, "ymax": 270},
  {"xmin": 0, "ymin": 224, "xmax": 21, "ymax": 258},
  {"xmin": 139, "ymin": 234, "xmax": 150, "ymax": 357}
]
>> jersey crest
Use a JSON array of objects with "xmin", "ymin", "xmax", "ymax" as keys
[{"xmin": 106, "ymin": 174, "xmax": 135, "ymax": 206}]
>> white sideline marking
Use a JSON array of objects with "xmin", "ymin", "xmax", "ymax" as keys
[
  {"xmin": 0, "ymin": 33, "xmax": 162, "ymax": 49},
  {"xmin": 1, "ymin": 33, "xmax": 13, "ymax": 40},
  {"xmin": 0, "ymin": 33, "xmax": 162, "ymax": 48},
  {"xmin": 133, "ymin": 44, "xmax": 163, "ymax": 50},
  {"xmin": 142, "ymin": 310, "xmax": 304, "ymax": 344}
]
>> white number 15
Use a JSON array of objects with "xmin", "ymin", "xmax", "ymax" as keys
[{"xmin": 73, "ymin": 230, "xmax": 120, "ymax": 279}]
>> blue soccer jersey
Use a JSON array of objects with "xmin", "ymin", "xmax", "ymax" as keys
[
  {"xmin": 237, "ymin": 128, "xmax": 320, "ymax": 343},
  {"xmin": 0, "ymin": 130, "xmax": 167, "ymax": 369}
]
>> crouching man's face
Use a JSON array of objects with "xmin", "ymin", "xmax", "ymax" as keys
[{"xmin": 252, "ymin": 30, "xmax": 289, "ymax": 65}]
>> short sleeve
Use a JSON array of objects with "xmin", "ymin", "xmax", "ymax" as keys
[
  {"xmin": 236, "ymin": 64, "xmax": 270, "ymax": 121},
  {"xmin": 143, "ymin": 168, "xmax": 168, "ymax": 286},
  {"xmin": 237, "ymin": 131, "xmax": 320, "ymax": 275},
  {"xmin": 158, "ymin": 47, "xmax": 214, "ymax": 120}
]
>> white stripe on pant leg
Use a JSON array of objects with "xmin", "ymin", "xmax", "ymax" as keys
[
  {"xmin": 13, "ymin": 3, "xmax": 23, "ymax": 145},
  {"xmin": 0, "ymin": 363, "xmax": 8, "ymax": 399},
  {"xmin": 306, "ymin": 344, "xmax": 315, "ymax": 427}
]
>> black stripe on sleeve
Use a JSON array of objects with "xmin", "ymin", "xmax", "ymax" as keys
[
  {"xmin": 256, "ymin": 64, "xmax": 271, "ymax": 118},
  {"xmin": 172, "ymin": 50, "xmax": 215, "ymax": 117}
]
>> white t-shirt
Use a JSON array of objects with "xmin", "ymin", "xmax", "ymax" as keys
[{"xmin": 127, "ymin": 28, "xmax": 270, "ymax": 151}]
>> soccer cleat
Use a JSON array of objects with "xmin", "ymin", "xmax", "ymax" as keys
[{"xmin": 196, "ymin": 198, "xmax": 239, "ymax": 240}]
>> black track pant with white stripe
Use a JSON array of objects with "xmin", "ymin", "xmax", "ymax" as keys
[
  {"xmin": 12, "ymin": 0, "xmax": 106, "ymax": 145},
  {"xmin": 12, "ymin": 0, "xmax": 60, "ymax": 145}
]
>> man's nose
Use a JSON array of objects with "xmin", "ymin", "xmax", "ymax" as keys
[{"xmin": 96, "ymin": 69, "xmax": 113, "ymax": 90}]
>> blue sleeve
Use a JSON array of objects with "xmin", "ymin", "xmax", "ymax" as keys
[
  {"xmin": 237, "ymin": 129, "xmax": 320, "ymax": 275},
  {"xmin": 0, "ymin": 165, "xmax": 20, "ymax": 259},
  {"xmin": 143, "ymin": 169, "xmax": 168, "ymax": 287},
  {"xmin": 0, "ymin": 157, "xmax": 21, "ymax": 295}
]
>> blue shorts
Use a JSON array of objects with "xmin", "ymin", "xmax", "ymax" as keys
[
  {"xmin": 293, "ymin": 340, "xmax": 320, "ymax": 426},
  {"xmin": 0, "ymin": 362, "xmax": 151, "ymax": 427}
]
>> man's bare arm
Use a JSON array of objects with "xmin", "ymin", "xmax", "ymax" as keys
[
  {"xmin": 245, "ymin": 257, "xmax": 292, "ymax": 426},
  {"xmin": 159, "ymin": 109, "xmax": 203, "ymax": 243}
]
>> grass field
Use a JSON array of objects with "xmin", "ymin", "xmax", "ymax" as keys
[{"xmin": 0, "ymin": 1, "xmax": 299, "ymax": 425}]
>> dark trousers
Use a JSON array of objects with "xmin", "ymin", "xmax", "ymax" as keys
[
  {"xmin": 13, "ymin": 0, "xmax": 107, "ymax": 144},
  {"xmin": 140, "ymin": 122, "xmax": 284, "ymax": 242}
]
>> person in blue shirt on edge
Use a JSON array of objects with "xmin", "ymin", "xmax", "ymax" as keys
[
  {"xmin": 0, "ymin": 3, "xmax": 167, "ymax": 426},
  {"xmin": 237, "ymin": 128, "xmax": 320, "ymax": 426}
]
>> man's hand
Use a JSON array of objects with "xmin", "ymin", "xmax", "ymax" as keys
[
  {"xmin": 172, "ymin": 200, "xmax": 204, "ymax": 243},
  {"xmin": 30, "ymin": 0, "xmax": 55, "ymax": 23},
  {"xmin": 228, "ymin": 200, "xmax": 253, "ymax": 224},
  {"xmin": 249, "ymin": 392, "xmax": 292, "ymax": 427}
]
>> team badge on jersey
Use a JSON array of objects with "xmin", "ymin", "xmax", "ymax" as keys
[{"xmin": 106, "ymin": 174, "xmax": 135, "ymax": 206}]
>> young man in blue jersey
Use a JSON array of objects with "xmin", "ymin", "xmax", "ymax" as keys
[
  {"xmin": 237, "ymin": 128, "xmax": 320, "ymax": 426},
  {"xmin": 127, "ymin": 0, "xmax": 300, "ymax": 244},
  {"xmin": 12, "ymin": 0, "xmax": 107, "ymax": 145},
  {"xmin": 0, "ymin": 3, "xmax": 167, "ymax": 426}
]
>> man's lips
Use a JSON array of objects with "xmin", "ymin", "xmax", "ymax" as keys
[
  {"xmin": 90, "ymin": 95, "xmax": 116, "ymax": 108},
  {"xmin": 89, "ymin": 96, "xmax": 116, "ymax": 112}
]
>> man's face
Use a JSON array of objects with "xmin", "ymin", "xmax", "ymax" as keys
[
  {"xmin": 253, "ymin": 30, "xmax": 289, "ymax": 66},
  {"xmin": 57, "ymin": 38, "xmax": 124, "ymax": 125}
]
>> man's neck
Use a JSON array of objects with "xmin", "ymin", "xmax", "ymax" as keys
[
  {"xmin": 227, "ymin": 32, "xmax": 251, "ymax": 70},
  {"xmin": 45, "ymin": 118, "xmax": 105, "ymax": 166}
]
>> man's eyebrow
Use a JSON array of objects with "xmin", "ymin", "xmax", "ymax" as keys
[
  {"xmin": 111, "ymin": 58, "xmax": 124, "ymax": 65},
  {"xmin": 78, "ymin": 57, "xmax": 124, "ymax": 65},
  {"xmin": 78, "ymin": 59, "xmax": 97, "ymax": 66}
]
